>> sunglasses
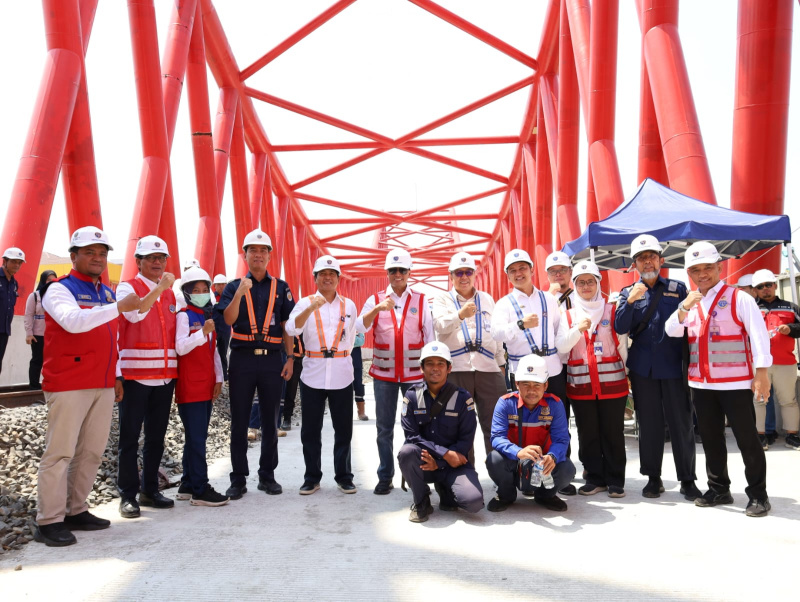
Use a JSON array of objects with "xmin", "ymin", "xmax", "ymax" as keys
[
  {"xmin": 453, "ymin": 269, "xmax": 474, "ymax": 278},
  {"xmin": 387, "ymin": 267, "xmax": 409, "ymax": 275},
  {"xmin": 755, "ymin": 282, "xmax": 775, "ymax": 290}
]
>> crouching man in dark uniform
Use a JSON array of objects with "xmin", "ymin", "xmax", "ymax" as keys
[
  {"xmin": 486, "ymin": 354, "xmax": 575, "ymax": 512},
  {"xmin": 397, "ymin": 342, "xmax": 485, "ymax": 522}
]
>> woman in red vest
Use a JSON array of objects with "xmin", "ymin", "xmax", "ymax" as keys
[
  {"xmin": 175, "ymin": 267, "xmax": 228, "ymax": 507},
  {"xmin": 556, "ymin": 261, "xmax": 628, "ymax": 498}
]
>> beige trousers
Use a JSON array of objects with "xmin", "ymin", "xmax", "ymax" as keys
[
  {"xmin": 36, "ymin": 388, "xmax": 114, "ymax": 525},
  {"xmin": 754, "ymin": 364, "xmax": 800, "ymax": 433}
]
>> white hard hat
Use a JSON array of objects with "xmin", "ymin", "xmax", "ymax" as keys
[
  {"xmin": 515, "ymin": 354, "xmax": 549, "ymax": 384},
  {"xmin": 572, "ymin": 260, "xmax": 601, "ymax": 281},
  {"xmin": 751, "ymin": 269, "xmax": 777, "ymax": 287},
  {"xmin": 181, "ymin": 266, "xmax": 212, "ymax": 289},
  {"xmin": 2, "ymin": 247, "xmax": 26, "ymax": 262},
  {"xmin": 545, "ymin": 251, "xmax": 571, "ymax": 271},
  {"xmin": 418, "ymin": 341, "xmax": 452, "ymax": 365},
  {"xmin": 70, "ymin": 226, "xmax": 113, "ymax": 251},
  {"xmin": 448, "ymin": 252, "xmax": 477, "ymax": 272},
  {"xmin": 183, "ymin": 258, "xmax": 200, "ymax": 270},
  {"xmin": 684, "ymin": 241, "xmax": 721, "ymax": 269},
  {"xmin": 504, "ymin": 249, "xmax": 533, "ymax": 271},
  {"xmin": 630, "ymin": 234, "xmax": 662, "ymax": 259},
  {"xmin": 313, "ymin": 255, "xmax": 341, "ymax": 275},
  {"xmin": 213, "ymin": 274, "xmax": 228, "ymax": 285},
  {"xmin": 385, "ymin": 249, "xmax": 413, "ymax": 270},
  {"xmin": 242, "ymin": 229, "xmax": 273, "ymax": 251},
  {"xmin": 735, "ymin": 274, "xmax": 753, "ymax": 288},
  {"xmin": 135, "ymin": 235, "xmax": 170, "ymax": 257}
]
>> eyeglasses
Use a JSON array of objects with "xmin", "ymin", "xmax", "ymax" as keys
[
  {"xmin": 143, "ymin": 255, "xmax": 167, "ymax": 263},
  {"xmin": 575, "ymin": 279, "xmax": 597, "ymax": 288},
  {"xmin": 755, "ymin": 283, "xmax": 775, "ymax": 290},
  {"xmin": 453, "ymin": 269, "xmax": 474, "ymax": 278},
  {"xmin": 387, "ymin": 267, "xmax": 409, "ymax": 275},
  {"xmin": 548, "ymin": 268, "xmax": 570, "ymax": 276}
]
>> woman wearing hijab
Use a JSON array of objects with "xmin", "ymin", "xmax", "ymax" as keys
[
  {"xmin": 24, "ymin": 270, "xmax": 57, "ymax": 390},
  {"xmin": 555, "ymin": 261, "xmax": 628, "ymax": 498}
]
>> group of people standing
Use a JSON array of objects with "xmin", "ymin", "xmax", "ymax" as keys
[{"xmin": 12, "ymin": 221, "xmax": 795, "ymax": 546}]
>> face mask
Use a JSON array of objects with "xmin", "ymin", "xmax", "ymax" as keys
[{"xmin": 189, "ymin": 293, "xmax": 211, "ymax": 307}]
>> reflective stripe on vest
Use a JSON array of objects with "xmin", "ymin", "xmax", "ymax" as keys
[
  {"xmin": 687, "ymin": 285, "xmax": 754, "ymax": 383},
  {"xmin": 230, "ymin": 278, "xmax": 282, "ymax": 343},
  {"xmin": 305, "ymin": 297, "xmax": 350, "ymax": 359},
  {"xmin": 448, "ymin": 291, "xmax": 495, "ymax": 360},
  {"xmin": 507, "ymin": 292, "xmax": 557, "ymax": 359},
  {"xmin": 369, "ymin": 289, "xmax": 425, "ymax": 382}
]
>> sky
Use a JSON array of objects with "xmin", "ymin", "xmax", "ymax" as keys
[{"xmin": 0, "ymin": 1, "xmax": 799, "ymax": 290}]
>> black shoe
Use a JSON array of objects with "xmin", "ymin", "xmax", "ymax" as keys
[
  {"xmin": 373, "ymin": 480, "xmax": 394, "ymax": 495},
  {"xmin": 759, "ymin": 434, "xmax": 770, "ymax": 450},
  {"xmin": 487, "ymin": 496, "xmax": 513, "ymax": 512},
  {"xmin": 607, "ymin": 486, "xmax": 626, "ymax": 498},
  {"xmin": 225, "ymin": 485, "xmax": 247, "ymax": 500},
  {"xmin": 337, "ymin": 480, "xmax": 357, "ymax": 494},
  {"xmin": 642, "ymin": 477, "xmax": 665, "ymax": 498},
  {"xmin": 578, "ymin": 483, "xmax": 607, "ymax": 496},
  {"xmin": 257, "ymin": 479, "xmax": 283, "ymax": 495},
  {"xmin": 558, "ymin": 484, "xmax": 577, "ymax": 496},
  {"xmin": 191, "ymin": 486, "xmax": 230, "ymax": 507},
  {"xmin": 745, "ymin": 498, "xmax": 771, "ymax": 517},
  {"xmin": 680, "ymin": 481, "xmax": 702, "ymax": 501},
  {"xmin": 434, "ymin": 482, "xmax": 457, "ymax": 511},
  {"xmin": 766, "ymin": 432, "xmax": 777, "ymax": 445},
  {"xmin": 694, "ymin": 489, "xmax": 734, "ymax": 507},
  {"xmin": 176, "ymin": 482, "xmax": 193, "ymax": 501},
  {"xmin": 534, "ymin": 495, "xmax": 568, "ymax": 512},
  {"xmin": 694, "ymin": 430, "xmax": 703, "ymax": 444},
  {"xmin": 785, "ymin": 433, "xmax": 800, "ymax": 450},
  {"xmin": 409, "ymin": 496, "xmax": 434, "ymax": 523},
  {"xmin": 280, "ymin": 418, "xmax": 292, "ymax": 431},
  {"xmin": 299, "ymin": 481, "xmax": 321, "ymax": 496},
  {"xmin": 139, "ymin": 491, "xmax": 175, "ymax": 509},
  {"xmin": 33, "ymin": 522, "xmax": 77, "ymax": 547},
  {"xmin": 64, "ymin": 511, "xmax": 110, "ymax": 531},
  {"xmin": 119, "ymin": 497, "xmax": 140, "ymax": 518}
]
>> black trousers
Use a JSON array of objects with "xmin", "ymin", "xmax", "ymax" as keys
[
  {"xmin": 571, "ymin": 396, "xmax": 627, "ymax": 488},
  {"xmin": 486, "ymin": 450, "xmax": 576, "ymax": 502},
  {"xmin": 29, "ymin": 337, "xmax": 45, "ymax": 389},
  {"xmin": 397, "ymin": 443, "xmax": 484, "ymax": 512},
  {"xmin": 216, "ymin": 330, "xmax": 230, "ymax": 381},
  {"xmin": 629, "ymin": 372, "xmax": 696, "ymax": 481},
  {"xmin": 299, "ymin": 382, "xmax": 354, "ymax": 484},
  {"xmin": 692, "ymin": 387, "xmax": 767, "ymax": 501},
  {"xmin": 351, "ymin": 346, "xmax": 365, "ymax": 400},
  {"xmin": 228, "ymin": 350, "xmax": 284, "ymax": 487},
  {"xmin": 117, "ymin": 379, "xmax": 176, "ymax": 498},
  {"xmin": 0, "ymin": 333, "xmax": 8, "ymax": 375},
  {"xmin": 282, "ymin": 356, "xmax": 303, "ymax": 422}
]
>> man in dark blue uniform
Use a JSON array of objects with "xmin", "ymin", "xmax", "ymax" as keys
[
  {"xmin": 397, "ymin": 342, "xmax": 484, "ymax": 522},
  {"xmin": 614, "ymin": 234, "xmax": 700, "ymax": 500},
  {"xmin": 215, "ymin": 229, "xmax": 295, "ymax": 499},
  {"xmin": 212, "ymin": 274, "xmax": 231, "ymax": 382},
  {"xmin": 0, "ymin": 247, "xmax": 25, "ymax": 374}
]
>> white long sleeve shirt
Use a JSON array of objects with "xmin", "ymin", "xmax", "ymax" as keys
[
  {"xmin": 42, "ymin": 281, "xmax": 121, "ymax": 334},
  {"xmin": 356, "ymin": 285, "xmax": 435, "ymax": 344},
  {"xmin": 491, "ymin": 286, "xmax": 562, "ymax": 376},
  {"xmin": 286, "ymin": 292, "xmax": 362, "ymax": 390},
  {"xmin": 175, "ymin": 311, "xmax": 223, "ymax": 382},
  {"xmin": 431, "ymin": 288, "xmax": 503, "ymax": 372},
  {"xmin": 664, "ymin": 280, "xmax": 772, "ymax": 390}
]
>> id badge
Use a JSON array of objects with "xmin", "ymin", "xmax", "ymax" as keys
[
  {"xmin": 709, "ymin": 325, "xmax": 720, "ymax": 337},
  {"xmin": 270, "ymin": 314, "xmax": 276, "ymax": 326},
  {"xmin": 594, "ymin": 342, "xmax": 603, "ymax": 356}
]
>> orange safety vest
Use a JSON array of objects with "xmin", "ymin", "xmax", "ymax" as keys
[
  {"xmin": 304, "ymin": 297, "xmax": 350, "ymax": 359},
  {"xmin": 230, "ymin": 278, "xmax": 282, "ymax": 344}
]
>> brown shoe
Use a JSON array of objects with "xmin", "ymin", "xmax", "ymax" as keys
[
  {"xmin": 247, "ymin": 428, "xmax": 258, "ymax": 441},
  {"xmin": 356, "ymin": 401, "xmax": 369, "ymax": 421}
]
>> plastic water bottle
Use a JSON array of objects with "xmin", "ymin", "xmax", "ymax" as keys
[
  {"xmin": 530, "ymin": 462, "xmax": 543, "ymax": 487},
  {"xmin": 536, "ymin": 460, "xmax": 555, "ymax": 489}
]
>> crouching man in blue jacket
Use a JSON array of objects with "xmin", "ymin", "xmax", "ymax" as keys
[
  {"xmin": 486, "ymin": 354, "xmax": 575, "ymax": 512},
  {"xmin": 398, "ymin": 342, "xmax": 485, "ymax": 523}
]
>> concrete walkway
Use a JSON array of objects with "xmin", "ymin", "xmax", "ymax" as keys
[{"xmin": 1, "ymin": 389, "xmax": 799, "ymax": 601}]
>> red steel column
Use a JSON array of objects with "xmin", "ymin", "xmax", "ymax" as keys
[
  {"xmin": 729, "ymin": 0, "xmax": 794, "ymax": 276},
  {"xmin": 644, "ymin": 24, "xmax": 717, "ymax": 204},
  {"xmin": 187, "ymin": 1, "xmax": 220, "ymax": 273},
  {"xmin": 0, "ymin": 0, "xmax": 82, "ymax": 307},
  {"xmin": 249, "ymin": 153, "xmax": 267, "ymax": 230},
  {"xmin": 211, "ymin": 87, "xmax": 238, "ymax": 277},
  {"xmin": 122, "ymin": 0, "xmax": 175, "ymax": 279},
  {"xmin": 534, "ymin": 98, "xmax": 553, "ymax": 289},
  {"xmin": 230, "ymin": 102, "xmax": 253, "ymax": 278},
  {"xmin": 273, "ymin": 196, "xmax": 290, "ymax": 278}
]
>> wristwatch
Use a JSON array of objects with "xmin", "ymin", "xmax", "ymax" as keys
[
  {"xmin": 517, "ymin": 319, "xmax": 525, "ymax": 330},
  {"xmin": 679, "ymin": 302, "xmax": 691, "ymax": 312}
]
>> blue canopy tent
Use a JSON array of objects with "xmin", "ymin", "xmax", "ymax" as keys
[{"xmin": 561, "ymin": 178, "xmax": 792, "ymax": 271}]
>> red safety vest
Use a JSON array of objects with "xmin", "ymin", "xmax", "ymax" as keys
[
  {"xmin": 118, "ymin": 277, "xmax": 178, "ymax": 381},
  {"xmin": 176, "ymin": 306, "xmax": 217, "ymax": 404},
  {"xmin": 565, "ymin": 304, "xmax": 628, "ymax": 400},
  {"xmin": 761, "ymin": 303, "xmax": 797, "ymax": 365},
  {"xmin": 686, "ymin": 285, "xmax": 754, "ymax": 383},
  {"xmin": 369, "ymin": 289, "xmax": 426, "ymax": 383},
  {"xmin": 503, "ymin": 392, "xmax": 559, "ymax": 454}
]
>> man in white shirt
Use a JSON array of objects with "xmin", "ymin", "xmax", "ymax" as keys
[
  {"xmin": 357, "ymin": 249, "xmax": 435, "ymax": 495},
  {"xmin": 286, "ymin": 256, "xmax": 362, "ymax": 495},
  {"xmin": 665, "ymin": 241, "xmax": 772, "ymax": 517},
  {"xmin": 432, "ymin": 252, "xmax": 505, "ymax": 454}
]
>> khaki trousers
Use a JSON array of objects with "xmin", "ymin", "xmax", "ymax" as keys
[
  {"xmin": 755, "ymin": 364, "xmax": 800, "ymax": 433},
  {"xmin": 36, "ymin": 388, "xmax": 114, "ymax": 525}
]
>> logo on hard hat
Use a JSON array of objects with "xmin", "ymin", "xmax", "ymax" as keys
[
  {"xmin": 580, "ymin": 264, "xmax": 587, "ymax": 269},
  {"xmin": 527, "ymin": 366, "xmax": 534, "ymax": 372},
  {"xmin": 154, "ymin": 242, "xmax": 161, "ymax": 248},
  {"xmin": 461, "ymin": 257, "xmax": 466, "ymax": 262},
  {"xmin": 393, "ymin": 256, "xmax": 399, "ymax": 261},
  {"xmin": 431, "ymin": 346, "xmax": 438, "ymax": 352},
  {"xmin": 327, "ymin": 259, "xmax": 332, "ymax": 265},
  {"xmin": 514, "ymin": 253, "xmax": 519, "ymax": 258},
  {"xmin": 257, "ymin": 234, "xmax": 262, "ymax": 239},
  {"xmin": 641, "ymin": 239, "xmax": 646, "ymax": 245},
  {"xmin": 137, "ymin": 241, "xmax": 142, "ymax": 247},
  {"xmin": 693, "ymin": 251, "xmax": 700, "ymax": 257},
  {"xmin": 94, "ymin": 232, "xmax": 102, "ymax": 239}
]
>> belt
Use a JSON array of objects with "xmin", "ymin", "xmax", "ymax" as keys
[{"xmin": 233, "ymin": 348, "xmax": 274, "ymax": 356}]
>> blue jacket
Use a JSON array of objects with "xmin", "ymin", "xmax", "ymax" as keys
[
  {"xmin": 0, "ymin": 267, "xmax": 19, "ymax": 334},
  {"xmin": 490, "ymin": 392, "xmax": 569, "ymax": 463},
  {"xmin": 401, "ymin": 381, "xmax": 476, "ymax": 469},
  {"xmin": 614, "ymin": 276, "xmax": 686, "ymax": 379}
]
